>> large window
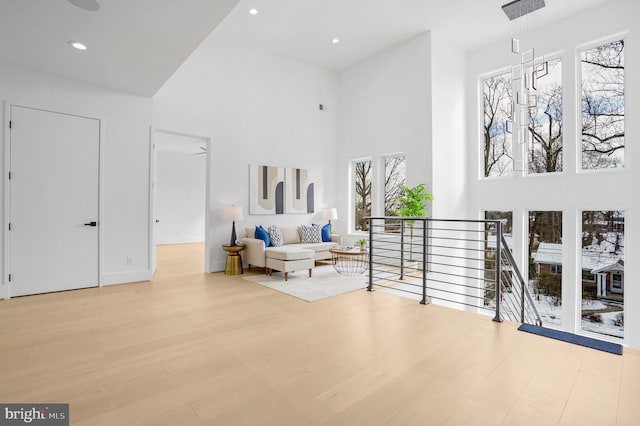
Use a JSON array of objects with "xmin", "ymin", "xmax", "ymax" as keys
[
  {"xmin": 581, "ymin": 211, "xmax": 624, "ymax": 338},
  {"xmin": 483, "ymin": 71, "xmax": 513, "ymax": 177},
  {"xmin": 484, "ymin": 211, "xmax": 513, "ymax": 306},
  {"xmin": 353, "ymin": 160, "xmax": 371, "ymax": 232},
  {"xmin": 528, "ymin": 58, "xmax": 563, "ymax": 174},
  {"xmin": 581, "ymin": 40, "xmax": 625, "ymax": 170},
  {"xmin": 384, "ymin": 155, "xmax": 406, "ymax": 216},
  {"xmin": 529, "ymin": 211, "xmax": 563, "ymax": 327}
]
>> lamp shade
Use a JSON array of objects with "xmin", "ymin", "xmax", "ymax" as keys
[
  {"xmin": 322, "ymin": 208, "xmax": 338, "ymax": 221},
  {"xmin": 223, "ymin": 205, "xmax": 243, "ymax": 221}
]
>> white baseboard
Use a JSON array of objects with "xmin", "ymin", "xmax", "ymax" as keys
[
  {"xmin": 208, "ymin": 261, "xmax": 226, "ymax": 273},
  {"xmin": 102, "ymin": 269, "xmax": 152, "ymax": 286}
]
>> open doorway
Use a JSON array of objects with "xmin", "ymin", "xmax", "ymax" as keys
[{"xmin": 151, "ymin": 130, "xmax": 209, "ymax": 276}]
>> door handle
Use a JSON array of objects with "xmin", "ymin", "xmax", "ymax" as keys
[
  {"xmin": 155, "ymin": 219, "xmax": 160, "ymax": 223},
  {"xmin": 84, "ymin": 221, "xmax": 97, "ymax": 227}
]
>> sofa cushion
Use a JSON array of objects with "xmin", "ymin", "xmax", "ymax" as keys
[
  {"xmin": 321, "ymin": 223, "xmax": 331, "ymax": 242},
  {"xmin": 268, "ymin": 225, "xmax": 283, "ymax": 247},
  {"xmin": 300, "ymin": 224, "xmax": 322, "ymax": 243},
  {"xmin": 254, "ymin": 225, "xmax": 270, "ymax": 247},
  {"xmin": 265, "ymin": 246, "xmax": 314, "ymax": 261},
  {"xmin": 281, "ymin": 226, "xmax": 301, "ymax": 245}
]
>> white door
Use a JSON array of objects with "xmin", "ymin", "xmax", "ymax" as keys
[{"xmin": 9, "ymin": 106, "xmax": 99, "ymax": 296}]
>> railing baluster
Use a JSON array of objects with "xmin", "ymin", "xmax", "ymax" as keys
[
  {"xmin": 367, "ymin": 218, "xmax": 373, "ymax": 292},
  {"xmin": 421, "ymin": 218, "xmax": 428, "ymax": 305},
  {"xmin": 400, "ymin": 220, "xmax": 405, "ymax": 280},
  {"xmin": 493, "ymin": 221, "xmax": 503, "ymax": 323}
]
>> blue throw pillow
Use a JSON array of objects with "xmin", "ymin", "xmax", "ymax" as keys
[
  {"xmin": 321, "ymin": 223, "xmax": 331, "ymax": 242},
  {"xmin": 255, "ymin": 225, "xmax": 271, "ymax": 247}
]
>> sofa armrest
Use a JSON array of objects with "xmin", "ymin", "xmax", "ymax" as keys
[
  {"xmin": 330, "ymin": 234, "xmax": 342, "ymax": 245},
  {"xmin": 241, "ymin": 237, "xmax": 267, "ymax": 268}
]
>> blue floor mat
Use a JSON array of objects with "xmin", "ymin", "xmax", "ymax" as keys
[{"xmin": 518, "ymin": 323, "xmax": 623, "ymax": 355}]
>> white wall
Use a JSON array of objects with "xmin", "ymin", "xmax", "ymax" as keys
[
  {"xmin": 155, "ymin": 142, "xmax": 206, "ymax": 245},
  {"xmin": 0, "ymin": 63, "xmax": 153, "ymax": 297},
  {"xmin": 465, "ymin": 0, "xmax": 640, "ymax": 348},
  {"xmin": 153, "ymin": 39, "xmax": 338, "ymax": 271},
  {"xmin": 431, "ymin": 31, "xmax": 469, "ymax": 220},
  {"xmin": 336, "ymin": 33, "xmax": 432, "ymax": 241}
]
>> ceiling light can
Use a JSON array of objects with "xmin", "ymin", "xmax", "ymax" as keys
[
  {"xmin": 249, "ymin": 8, "xmax": 258, "ymax": 15},
  {"xmin": 68, "ymin": 41, "xmax": 87, "ymax": 50}
]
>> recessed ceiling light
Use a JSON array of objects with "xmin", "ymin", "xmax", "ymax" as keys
[
  {"xmin": 67, "ymin": 0, "xmax": 100, "ymax": 12},
  {"xmin": 332, "ymin": 38, "xmax": 340, "ymax": 44},
  {"xmin": 68, "ymin": 41, "xmax": 87, "ymax": 51},
  {"xmin": 249, "ymin": 8, "xmax": 258, "ymax": 15}
]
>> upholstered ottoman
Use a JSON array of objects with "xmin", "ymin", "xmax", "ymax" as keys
[{"xmin": 265, "ymin": 246, "xmax": 314, "ymax": 281}]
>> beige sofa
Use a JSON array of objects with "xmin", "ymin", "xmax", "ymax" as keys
[{"xmin": 242, "ymin": 226, "xmax": 341, "ymax": 269}]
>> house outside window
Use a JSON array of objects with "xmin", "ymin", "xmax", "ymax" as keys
[
  {"xmin": 529, "ymin": 211, "xmax": 563, "ymax": 327},
  {"xmin": 581, "ymin": 210, "xmax": 624, "ymax": 338}
]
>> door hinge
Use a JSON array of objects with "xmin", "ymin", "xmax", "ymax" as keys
[
  {"xmin": 8, "ymin": 274, "xmax": 11, "ymax": 282},
  {"xmin": 8, "ymin": 171, "xmax": 12, "ymax": 180},
  {"xmin": 9, "ymin": 120, "xmax": 12, "ymax": 129},
  {"xmin": 8, "ymin": 223, "xmax": 11, "ymax": 231}
]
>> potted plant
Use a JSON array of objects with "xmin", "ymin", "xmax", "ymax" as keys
[
  {"xmin": 397, "ymin": 184, "xmax": 433, "ymax": 264},
  {"xmin": 358, "ymin": 238, "xmax": 366, "ymax": 250}
]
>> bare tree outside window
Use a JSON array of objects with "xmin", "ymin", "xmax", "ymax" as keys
[
  {"xmin": 383, "ymin": 155, "xmax": 406, "ymax": 233},
  {"xmin": 483, "ymin": 72, "xmax": 513, "ymax": 177},
  {"xmin": 581, "ymin": 40, "xmax": 625, "ymax": 169},
  {"xmin": 528, "ymin": 58, "xmax": 563, "ymax": 174},
  {"xmin": 384, "ymin": 156, "xmax": 406, "ymax": 216},
  {"xmin": 353, "ymin": 160, "xmax": 371, "ymax": 232}
]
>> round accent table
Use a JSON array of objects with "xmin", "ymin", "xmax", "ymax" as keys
[
  {"xmin": 329, "ymin": 247, "xmax": 368, "ymax": 276},
  {"xmin": 222, "ymin": 244, "xmax": 246, "ymax": 275}
]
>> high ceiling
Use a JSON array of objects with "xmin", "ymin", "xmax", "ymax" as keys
[
  {"xmin": 0, "ymin": 0, "xmax": 613, "ymax": 97},
  {"xmin": 0, "ymin": 0, "xmax": 239, "ymax": 96},
  {"xmin": 214, "ymin": 0, "xmax": 612, "ymax": 70}
]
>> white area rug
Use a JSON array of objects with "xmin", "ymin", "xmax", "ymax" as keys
[{"xmin": 243, "ymin": 265, "xmax": 368, "ymax": 302}]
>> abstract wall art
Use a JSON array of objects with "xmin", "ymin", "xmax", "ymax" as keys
[
  {"xmin": 249, "ymin": 165, "xmax": 285, "ymax": 215},
  {"xmin": 285, "ymin": 167, "xmax": 314, "ymax": 214}
]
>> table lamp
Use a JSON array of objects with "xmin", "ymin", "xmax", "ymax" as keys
[
  {"xmin": 322, "ymin": 208, "xmax": 338, "ymax": 230},
  {"xmin": 224, "ymin": 205, "xmax": 244, "ymax": 246}
]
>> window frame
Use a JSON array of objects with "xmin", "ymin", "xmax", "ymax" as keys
[
  {"xmin": 576, "ymin": 33, "xmax": 628, "ymax": 174},
  {"xmin": 479, "ymin": 68, "xmax": 514, "ymax": 180},
  {"xmin": 349, "ymin": 157, "xmax": 373, "ymax": 234}
]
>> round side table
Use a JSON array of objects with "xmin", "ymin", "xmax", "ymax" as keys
[
  {"xmin": 329, "ymin": 247, "xmax": 368, "ymax": 276},
  {"xmin": 222, "ymin": 244, "xmax": 246, "ymax": 275}
]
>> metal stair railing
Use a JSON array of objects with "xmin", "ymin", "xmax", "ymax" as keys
[
  {"xmin": 365, "ymin": 216, "xmax": 541, "ymax": 326},
  {"xmin": 498, "ymin": 234, "xmax": 542, "ymax": 326}
]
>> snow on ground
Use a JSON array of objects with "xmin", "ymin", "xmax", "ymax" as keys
[
  {"xmin": 527, "ymin": 288, "xmax": 621, "ymax": 339},
  {"xmin": 582, "ymin": 311, "xmax": 623, "ymax": 338}
]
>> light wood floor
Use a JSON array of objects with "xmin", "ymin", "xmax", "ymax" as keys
[{"xmin": 1, "ymin": 243, "xmax": 639, "ymax": 425}]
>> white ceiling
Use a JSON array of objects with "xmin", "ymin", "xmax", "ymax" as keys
[
  {"xmin": 212, "ymin": 0, "xmax": 613, "ymax": 71},
  {"xmin": 0, "ymin": 0, "xmax": 239, "ymax": 96},
  {"xmin": 0, "ymin": 0, "xmax": 613, "ymax": 97}
]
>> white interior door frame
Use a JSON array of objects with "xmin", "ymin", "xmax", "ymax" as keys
[
  {"xmin": 149, "ymin": 128, "xmax": 212, "ymax": 274},
  {"xmin": 2, "ymin": 101, "xmax": 105, "ymax": 298}
]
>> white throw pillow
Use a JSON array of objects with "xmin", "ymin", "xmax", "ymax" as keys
[
  {"xmin": 300, "ymin": 224, "xmax": 322, "ymax": 243},
  {"xmin": 268, "ymin": 225, "xmax": 283, "ymax": 247}
]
